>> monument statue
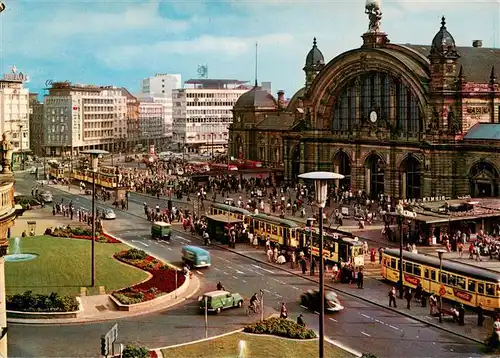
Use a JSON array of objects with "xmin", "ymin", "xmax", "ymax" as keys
[
  {"xmin": 365, "ymin": 0, "xmax": 383, "ymax": 33},
  {"xmin": 1, "ymin": 133, "xmax": 13, "ymax": 174}
]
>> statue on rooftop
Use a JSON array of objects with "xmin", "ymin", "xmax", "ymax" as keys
[{"xmin": 365, "ymin": 0, "xmax": 383, "ymax": 33}]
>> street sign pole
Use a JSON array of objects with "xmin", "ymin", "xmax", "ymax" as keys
[{"xmin": 204, "ymin": 296, "xmax": 208, "ymax": 338}]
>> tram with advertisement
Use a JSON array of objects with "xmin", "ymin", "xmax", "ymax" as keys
[
  {"xmin": 72, "ymin": 169, "xmax": 120, "ymax": 190},
  {"xmin": 209, "ymin": 163, "xmax": 238, "ymax": 171},
  {"xmin": 381, "ymin": 248, "xmax": 500, "ymax": 311},
  {"xmin": 299, "ymin": 228, "xmax": 365, "ymax": 267}
]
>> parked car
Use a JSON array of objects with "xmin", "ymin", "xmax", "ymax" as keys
[
  {"xmin": 38, "ymin": 191, "xmax": 53, "ymax": 203},
  {"xmin": 300, "ymin": 289, "xmax": 344, "ymax": 312},
  {"xmin": 102, "ymin": 208, "xmax": 116, "ymax": 220},
  {"xmin": 198, "ymin": 290, "xmax": 244, "ymax": 314}
]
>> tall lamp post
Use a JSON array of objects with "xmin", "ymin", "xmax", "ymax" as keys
[
  {"xmin": 395, "ymin": 201, "xmax": 417, "ymax": 298},
  {"xmin": 18, "ymin": 124, "xmax": 24, "ymax": 171},
  {"xmin": 82, "ymin": 149, "xmax": 108, "ymax": 287},
  {"xmin": 298, "ymin": 171, "xmax": 344, "ymax": 358},
  {"xmin": 436, "ymin": 249, "xmax": 447, "ymax": 323}
]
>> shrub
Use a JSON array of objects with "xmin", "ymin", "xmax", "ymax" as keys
[
  {"xmin": 6, "ymin": 291, "xmax": 79, "ymax": 312},
  {"xmin": 112, "ymin": 292, "xmax": 143, "ymax": 305},
  {"xmin": 361, "ymin": 354, "xmax": 378, "ymax": 358},
  {"xmin": 121, "ymin": 248, "xmax": 147, "ymax": 260},
  {"xmin": 244, "ymin": 317, "xmax": 317, "ymax": 339},
  {"xmin": 122, "ymin": 344, "xmax": 149, "ymax": 358}
]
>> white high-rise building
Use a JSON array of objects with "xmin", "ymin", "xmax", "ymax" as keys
[
  {"xmin": 172, "ymin": 79, "xmax": 250, "ymax": 155},
  {"xmin": 0, "ymin": 69, "xmax": 30, "ymax": 159},
  {"xmin": 139, "ymin": 74, "xmax": 181, "ymax": 138},
  {"xmin": 43, "ymin": 82, "xmax": 127, "ymax": 156}
]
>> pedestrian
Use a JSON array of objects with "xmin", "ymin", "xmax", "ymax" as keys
[
  {"xmin": 310, "ymin": 259, "xmax": 316, "ymax": 276},
  {"xmin": 404, "ymin": 288, "xmax": 412, "ymax": 310},
  {"xmin": 301, "ymin": 258, "xmax": 307, "ymax": 275},
  {"xmin": 477, "ymin": 304, "xmax": 484, "ymax": 327},
  {"xmin": 297, "ymin": 314, "xmax": 305, "ymax": 327},
  {"xmin": 388, "ymin": 286, "xmax": 397, "ymax": 308},
  {"xmin": 280, "ymin": 302, "xmax": 287, "ymax": 319},
  {"xmin": 357, "ymin": 267, "xmax": 364, "ymax": 289}
]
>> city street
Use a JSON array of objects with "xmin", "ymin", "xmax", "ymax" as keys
[{"xmin": 7, "ymin": 173, "xmax": 484, "ymax": 357}]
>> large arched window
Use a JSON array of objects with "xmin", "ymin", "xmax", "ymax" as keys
[{"xmin": 332, "ymin": 71, "xmax": 422, "ymax": 133}]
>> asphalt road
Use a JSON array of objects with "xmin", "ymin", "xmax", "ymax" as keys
[{"xmin": 7, "ymin": 173, "xmax": 484, "ymax": 357}]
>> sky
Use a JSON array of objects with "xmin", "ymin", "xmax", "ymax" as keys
[{"xmin": 1, "ymin": 0, "xmax": 499, "ymax": 99}]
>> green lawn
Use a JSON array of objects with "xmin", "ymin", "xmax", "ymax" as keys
[
  {"xmin": 161, "ymin": 332, "xmax": 356, "ymax": 358},
  {"xmin": 5, "ymin": 236, "xmax": 149, "ymax": 296}
]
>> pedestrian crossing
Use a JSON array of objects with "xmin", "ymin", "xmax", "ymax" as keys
[{"xmin": 363, "ymin": 263, "xmax": 382, "ymax": 279}]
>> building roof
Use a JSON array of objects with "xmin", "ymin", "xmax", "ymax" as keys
[
  {"xmin": 234, "ymin": 86, "xmax": 277, "ymax": 110},
  {"xmin": 402, "ymin": 44, "xmax": 500, "ymax": 83},
  {"xmin": 463, "ymin": 123, "xmax": 500, "ymax": 140},
  {"xmin": 430, "ymin": 16, "xmax": 458, "ymax": 59},
  {"xmin": 255, "ymin": 113, "xmax": 295, "ymax": 130},
  {"xmin": 184, "ymin": 79, "xmax": 248, "ymax": 89},
  {"xmin": 305, "ymin": 38, "xmax": 325, "ymax": 69},
  {"xmin": 119, "ymin": 87, "xmax": 137, "ymax": 100},
  {"xmin": 286, "ymin": 87, "xmax": 305, "ymax": 112}
]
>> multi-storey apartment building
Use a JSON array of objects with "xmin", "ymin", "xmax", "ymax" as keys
[
  {"xmin": 0, "ymin": 69, "xmax": 30, "ymax": 165},
  {"xmin": 120, "ymin": 88, "xmax": 140, "ymax": 151},
  {"xmin": 172, "ymin": 79, "xmax": 251, "ymax": 155},
  {"xmin": 138, "ymin": 100, "xmax": 164, "ymax": 148},
  {"xmin": 28, "ymin": 93, "xmax": 44, "ymax": 157},
  {"xmin": 43, "ymin": 82, "xmax": 127, "ymax": 156},
  {"xmin": 140, "ymin": 74, "xmax": 181, "ymax": 140}
]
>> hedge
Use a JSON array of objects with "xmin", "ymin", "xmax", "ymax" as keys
[
  {"xmin": 244, "ymin": 317, "xmax": 317, "ymax": 339},
  {"xmin": 6, "ymin": 291, "xmax": 79, "ymax": 312}
]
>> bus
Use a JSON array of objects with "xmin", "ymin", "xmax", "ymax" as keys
[
  {"xmin": 382, "ymin": 248, "xmax": 500, "ymax": 311},
  {"xmin": 210, "ymin": 163, "xmax": 238, "ymax": 171},
  {"xmin": 299, "ymin": 228, "xmax": 364, "ymax": 267}
]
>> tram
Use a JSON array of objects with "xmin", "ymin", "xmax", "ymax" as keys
[
  {"xmin": 382, "ymin": 248, "xmax": 500, "ymax": 311},
  {"xmin": 49, "ymin": 167, "xmax": 66, "ymax": 180},
  {"xmin": 209, "ymin": 203, "xmax": 252, "ymax": 223},
  {"xmin": 71, "ymin": 169, "xmax": 120, "ymax": 190},
  {"xmin": 299, "ymin": 229, "xmax": 365, "ymax": 267},
  {"xmin": 251, "ymin": 214, "xmax": 300, "ymax": 247}
]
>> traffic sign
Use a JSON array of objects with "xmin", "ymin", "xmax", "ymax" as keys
[{"xmin": 439, "ymin": 285, "xmax": 446, "ymax": 296}]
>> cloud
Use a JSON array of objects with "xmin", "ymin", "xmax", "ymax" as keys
[{"xmin": 96, "ymin": 33, "xmax": 295, "ymax": 69}]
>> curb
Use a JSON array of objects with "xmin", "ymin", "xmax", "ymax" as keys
[
  {"xmin": 171, "ymin": 227, "xmax": 486, "ymax": 346},
  {"xmin": 325, "ymin": 337, "xmax": 362, "ymax": 357}
]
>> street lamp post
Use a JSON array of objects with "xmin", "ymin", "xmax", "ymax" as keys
[
  {"xmin": 82, "ymin": 149, "xmax": 108, "ymax": 287},
  {"xmin": 298, "ymin": 171, "xmax": 344, "ymax": 358},
  {"xmin": 18, "ymin": 124, "xmax": 24, "ymax": 171},
  {"xmin": 436, "ymin": 249, "xmax": 446, "ymax": 323},
  {"xmin": 395, "ymin": 202, "xmax": 417, "ymax": 299}
]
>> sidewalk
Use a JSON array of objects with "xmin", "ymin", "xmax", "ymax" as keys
[
  {"xmin": 7, "ymin": 274, "xmax": 201, "ymax": 324},
  {"xmin": 201, "ymin": 239, "xmax": 492, "ymax": 345}
]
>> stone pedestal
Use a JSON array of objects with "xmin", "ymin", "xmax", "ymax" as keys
[{"xmin": 361, "ymin": 32, "xmax": 389, "ymax": 48}]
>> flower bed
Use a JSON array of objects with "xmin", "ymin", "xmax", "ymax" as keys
[
  {"xmin": 244, "ymin": 317, "xmax": 317, "ymax": 339},
  {"xmin": 48, "ymin": 226, "xmax": 120, "ymax": 243},
  {"xmin": 112, "ymin": 249, "xmax": 185, "ymax": 304}
]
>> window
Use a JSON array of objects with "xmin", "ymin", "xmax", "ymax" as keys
[
  {"xmin": 424, "ymin": 268, "xmax": 429, "ymax": 279},
  {"xmin": 404, "ymin": 262, "xmax": 413, "ymax": 274},
  {"xmin": 390, "ymin": 258, "xmax": 396, "ymax": 269},
  {"xmin": 478, "ymin": 283, "xmax": 484, "ymax": 295},
  {"xmin": 448, "ymin": 274, "xmax": 457, "ymax": 286},
  {"xmin": 332, "ymin": 71, "xmax": 422, "ymax": 134},
  {"xmin": 468, "ymin": 279, "xmax": 476, "ymax": 292},
  {"xmin": 456, "ymin": 277, "xmax": 466, "ymax": 290},
  {"xmin": 486, "ymin": 283, "xmax": 495, "ymax": 296},
  {"xmin": 440, "ymin": 272, "xmax": 447, "ymax": 284},
  {"xmin": 413, "ymin": 264, "xmax": 421, "ymax": 277}
]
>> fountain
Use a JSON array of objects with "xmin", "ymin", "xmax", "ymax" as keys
[
  {"xmin": 4, "ymin": 237, "xmax": 38, "ymax": 262},
  {"xmin": 238, "ymin": 340, "xmax": 247, "ymax": 358}
]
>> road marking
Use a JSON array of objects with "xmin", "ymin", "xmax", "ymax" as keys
[
  {"xmin": 291, "ymin": 286, "xmax": 300, "ymax": 290},
  {"xmin": 242, "ymin": 280, "xmax": 247, "ymax": 283},
  {"xmin": 167, "ymin": 247, "xmax": 172, "ymax": 251},
  {"xmin": 300, "ymin": 305, "xmax": 308, "ymax": 309},
  {"xmin": 227, "ymin": 265, "xmax": 233, "ymax": 269},
  {"xmin": 131, "ymin": 240, "xmax": 138, "ymax": 243},
  {"xmin": 223, "ymin": 272, "xmax": 229, "ymax": 275},
  {"xmin": 361, "ymin": 332, "xmax": 371, "ymax": 337},
  {"xmin": 232, "ymin": 276, "xmax": 238, "ymax": 279},
  {"xmin": 196, "ymin": 271, "xmax": 203, "ymax": 275},
  {"xmin": 262, "ymin": 289, "xmax": 271, "ymax": 293},
  {"xmin": 360, "ymin": 313, "xmax": 371, "ymax": 319},
  {"xmin": 251, "ymin": 264, "xmax": 274, "ymax": 274},
  {"xmin": 329, "ymin": 318, "xmax": 337, "ymax": 322},
  {"xmin": 139, "ymin": 242, "xmax": 149, "ymax": 247},
  {"xmin": 236, "ymin": 270, "xmax": 245, "ymax": 274},
  {"xmin": 272, "ymin": 278, "xmax": 280, "ymax": 282},
  {"xmin": 213, "ymin": 267, "xmax": 221, "ymax": 271},
  {"xmin": 374, "ymin": 319, "xmax": 383, "ymax": 324},
  {"xmin": 388, "ymin": 325, "xmax": 399, "ymax": 331},
  {"xmin": 314, "ymin": 311, "xmax": 319, "ymax": 315},
  {"xmin": 275, "ymin": 294, "xmax": 282, "ymax": 298}
]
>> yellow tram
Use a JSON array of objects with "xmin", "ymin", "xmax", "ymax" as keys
[
  {"xmin": 210, "ymin": 203, "xmax": 252, "ymax": 223},
  {"xmin": 49, "ymin": 167, "xmax": 66, "ymax": 179},
  {"xmin": 299, "ymin": 229, "xmax": 365, "ymax": 267},
  {"xmin": 382, "ymin": 248, "xmax": 500, "ymax": 311},
  {"xmin": 251, "ymin": 214, "xmax": 300, "ymax": 247},
  {"xmin": 71, "ymin": 169, "xmax": 119, "ymax": 190}
]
